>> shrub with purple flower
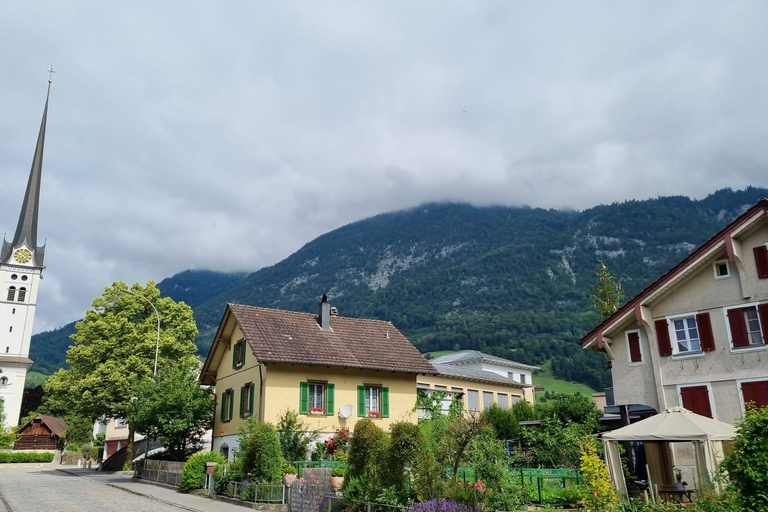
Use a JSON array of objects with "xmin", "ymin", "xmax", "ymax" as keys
[{"xmin": 407, "ymin": 498, "xmax": 477, "ymax": 512}]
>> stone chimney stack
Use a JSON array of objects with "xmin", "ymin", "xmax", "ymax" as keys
[{"xmin": 318, "ymin": 294, "xmax": 331, "ymax": 330}]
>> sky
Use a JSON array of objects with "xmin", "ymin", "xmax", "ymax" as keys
[{"xmin": 1, "ymin": 2, "xmax": 768, "ymax": 333}]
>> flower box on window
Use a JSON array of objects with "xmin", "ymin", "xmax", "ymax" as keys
[
  {"xmin": 368, "ymin": 411, "xmax": 381, "ymax": 418},
  {"xmin": 309, "ymin": 407, "xmax": 325, "ymax": 414}
]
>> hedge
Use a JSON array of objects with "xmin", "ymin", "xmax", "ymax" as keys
[
  {"xmin": 0, "ymin": 452, "xmax": 55, "ymax": 463},
  {"xmin": 179, "ymin": 451, "xmax": 227, "ymax": 493}
]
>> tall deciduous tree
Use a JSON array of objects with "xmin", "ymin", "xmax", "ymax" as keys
[
  {"xmin": 0, "ymin": 399, "xmax": 18, "ymax": 449},
  {"xmin": 590, "ymin": 260, "xmax": 623, "ymax": 320},
  {"xmin": 42, "ymin": 281, "xmax": 199, "ymax": 466},
  {"xmin": 126, "ymin": 366, "xmax": 214, "ymax": 460}
]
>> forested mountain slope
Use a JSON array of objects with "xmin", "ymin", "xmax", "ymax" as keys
[{"xmin": 30, "ymin": 187, "xmax": 768, "ymax": 390}]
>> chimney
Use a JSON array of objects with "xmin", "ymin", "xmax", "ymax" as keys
[{"xmin": 318, "ymin": 294, "xmax": 331, "ymax": 330}]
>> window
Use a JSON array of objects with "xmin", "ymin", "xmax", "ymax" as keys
[
  {"xmin": 482, "ymin": 391, "xmax": 494, "ymax": 409},
  {"xmin": 309, "ymin": 383, "xmax": 325, "ymax": 413},
  {"xmin": 713, "ymin": 260, "xmax": 730, "ymax": 279},
  {"xmin": 232, "ymin": 339, "xmax": 246, "ymax": 368},
  {"xmin": 240, "ymin": 382, "xmax": 255, "ymax": 417},
  {"xmin": 627, "ymin": 331, "xmax": 643, "ymax": 363},
  {"xmin": 220, "ymin": 443, "xmax": 230, "ymax": 461},
  {"xmin": 512, "ymin": 395, "xmax": 521, "ymax": 405},
  {"xmin": 220, "ymin": 388, "xmax": 234, "ymax": 422},
  {"xmin": 679, "ymin": 385, "xmax": 714, "ymax": 419},
  {"xmin": 726, "ymin": 304, "xmax": 768, "ymax": 349},
  {"xmin": 467, "ymin": 390, "xmax": 479, "ymax": 411},
  {"xmin": 672, "ymin": 316, "xmax": 701, "ymax": 354},
  {"xmin": 20, "ymin": 275, "xmax": 27, "ymax": 281},
  {"xmin": 433, "ymin": 385, "xmax": 447, "ymax": 390},
  {"xmin": 755, "ymin": 245, "xmax": 768, "ymax": 278},
  {"xmin": 739, "ymin": 380, "xmax": 768, "ymax": 410},
  {"xmin": 0, "ymin": 377, "xmax": 8, "ymax": 386},
  {"xmin": 115, "ymin": 418, "xmax": 128, "ymax": 428},
  {"xmin": 357, "ymin": 385, "xmax": 388, "ymax": 417},
  {"xmin": 300, "ymin": 381, "xmax": 335, "ymax": 415},
  {"xmin": 498, "ymin": 394, "xmax": 508, "ymax": 409},
  {"xmin": 17, "ymin": 287, "xmax": 26, "ymax": 302},
  {"xmin": 7, "ymin": 287, "xmax": 15, "ymax": 301},
  {"xmin": 520, "ymin": 374, "xmax": 527, "ymax": 384}
]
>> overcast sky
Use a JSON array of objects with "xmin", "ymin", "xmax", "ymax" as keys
[{"xmin": 2, "ymin": 2, "xmax": 768, "ymax": 333}]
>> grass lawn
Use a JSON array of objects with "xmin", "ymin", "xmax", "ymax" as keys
[{"xmin": 422, "ymin": 350, "xmax": 597, "ymax": 398}]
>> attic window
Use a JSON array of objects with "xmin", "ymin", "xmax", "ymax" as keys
[
  {"xmin": 282, "ymin": 333, "xmax": 293, "ymax": 340},
  {"xmin": 713, "ymin": 260, "xmax": 730, "ymax": 279},
  {"xmin": 0, "ymin": 377, "xmax": 7, "ymax": 386}
]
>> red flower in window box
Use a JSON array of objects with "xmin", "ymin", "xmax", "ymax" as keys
[
  {"xmin": 309, "ymin": 407, "xmax": 325, "ymax": 414},
  {"xmin": 368, "ymin": 411, "xmax": 381, "ymax": 417}
]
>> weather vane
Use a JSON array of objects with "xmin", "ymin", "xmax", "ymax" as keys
[{"xmin": 47, "ymin": 65, "xmax": 55, "ymax": 83}]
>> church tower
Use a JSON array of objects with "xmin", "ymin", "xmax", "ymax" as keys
[{"xmin": 0, "ymin": 78, "xmax": 52, "ymax": 429}]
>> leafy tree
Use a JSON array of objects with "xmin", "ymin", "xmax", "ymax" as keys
[
  {"xmin": 236, "ymin": 418, "xmax": 283, "ymax": 482},
  {"xmin": 42, "ymin": 281, "xmax": 199, "ymax": 466},
  {"xmin": 721, "ymin": 405, "xmax": 768, "ymax": 511},
  {"xmin": 512, "ymin": 400, "xmax": 537, "ymax": 422},
  {"xmin": 383, "ymin": 422, "xmax": 424, "ymax": 499},
  {"xmin": 412, "ymin": 416, "xmax": 450, "ymax": 501},
  {"xmin": 276, "ymin": 409, "xmax": 318, "ymax": 462},
  {"xmin": 481, "ymin": 404, "xmax": 519, "ymax": 440},
  {"xmin": 0, "ymin": 399, "xmax": 18, "ymax": 449},
  {"xmin": 126, "ymin": 366, "xmax": 214, "ymax": 461},
  {"xmin": 537, "ymin": 392, "xmax": 602, "ymax": 433},
  {"xmin": 62, "ymin": 414, "xmax": 96, "ymax": 449},
  {"xmin": 444, "ymin": 412, "xmax": 486, "ymax": 481},
  {"xmin": 591, "ymin": 260, "xmax": 623, "ymax": 320},
  {"xmin": 344, "ymin": 418, "xmax": 390, "ymax": 503},
  {"xmin": 579, "ymin": 442, "xmax": 619, "ymax": 510}
]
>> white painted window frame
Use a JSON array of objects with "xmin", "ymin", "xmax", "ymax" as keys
[
  {"xmin": 713, "ymin": 259, "xmax": 731, "ymax": 280},
  {"xmin": 677, "ymin": 382, "xmax": 717, "ymax": 420},
  {"xmin": 722, "ymin": 301, "xmax": 768, "ymax": 353},
  {"xmin": 666, "ymin": 312, "xmax": 703, "ymax": 357},
  {"xmin": 735, "ymin": 377, "xmax": 768, "ymax": 414},
  {"xmin": 625, "ymin": 328, "xmax": 644, "ymax": 366}
]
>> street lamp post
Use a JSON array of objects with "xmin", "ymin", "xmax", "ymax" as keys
[{"xmin": 123, "ymin": 288, "xmax": 160, "ymax": 470}]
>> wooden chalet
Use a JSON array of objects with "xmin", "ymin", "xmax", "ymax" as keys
[{"xmin": 14, "ymin": 414, "xmax": 67, "ymax": 451}]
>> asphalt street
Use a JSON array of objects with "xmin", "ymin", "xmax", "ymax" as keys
[{"xmin": 0, "ymin": 465, "xmax": 188, "ymax": 512}]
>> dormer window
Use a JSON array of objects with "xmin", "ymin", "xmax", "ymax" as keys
[
  {"xmin": 17, "ymin": 287, "xmax": 27, "ymax": 302},
  {"xmin": 0, "ymin": 376, "xmax": 8, "ymax": 386},
  {"xmin": 7, "ymin": 287, "xmax": 16, "ymax": 301}
]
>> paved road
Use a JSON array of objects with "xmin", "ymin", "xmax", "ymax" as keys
[{"xmin": 0, "ymin": 465, "xmax": 189, "ymax": 512}]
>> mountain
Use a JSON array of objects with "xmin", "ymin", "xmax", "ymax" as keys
[
  {"xmin": 28, "ymin": 270, "xmax": 246, "ymax": 375},
  {"xmin": 29, "ymin": 187, "xmax": 768, "ymax": 391}
]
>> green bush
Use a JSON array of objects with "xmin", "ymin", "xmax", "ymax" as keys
[
  {"xmin": 344, "ymin": 418, "xmax": 389, "ymax": 503},
  {"xmin": 721, "ymin": 406, "xmax": 768, "ymax": 512},
  {"xmin": 179, "ymin": 451, "xmax": 227, "ymax": 493},
  {"xmin": 482, "ymin": 404, "xmax": 519, "ymax": 440},
  {"xmin": 237, "ymin": 419, "xmax": 283, "ymax": 482},
  {"xmin": 383, "ymin": 422, "xmax": 424, "ymax": 499},
  {"xmin": 0, "ymin": 452, "xmax": 54, "ymax": 463}
]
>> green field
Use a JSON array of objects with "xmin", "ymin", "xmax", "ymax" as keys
[
  {"xmin": 25, "ymin": 371, "xmax": 49, "ymax": 388},
  {"xmin": 423, "ymin": 350, "xmax": 596, "ymax": 399}
]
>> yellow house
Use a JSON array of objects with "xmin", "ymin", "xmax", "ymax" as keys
[
  {"xmin": 200, "ymin": 296, "xmax": 436, "ymax": 461},
  {"xmin": 417, "ymin": 351, "xmax": 537, "ymax": 415}
]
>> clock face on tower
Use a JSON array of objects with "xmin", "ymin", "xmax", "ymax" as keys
[{"xmin": 13, "ymin": 248, "xmax": 32, "ymax": 264}]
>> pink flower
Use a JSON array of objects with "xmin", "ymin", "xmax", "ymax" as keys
[
  {"xmin": 247, "ymin": 472, "xmax": 252, "ymax": 477},
  {"xmin": 593, "ymin": 492, "xmax": 598, "ymax": 497},
  {"xmin": 707, "ymin": 494, "xmax": 712, "ymax": 498},
  {"xmin": 579, "ymin": 500, "xmax": 585, "ymax": 505},
  {"xmin": 300, "ymin": 477, "xmax": 306, "ymax": 483}
]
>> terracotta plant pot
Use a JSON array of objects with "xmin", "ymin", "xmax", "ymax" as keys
[
  {"xmin": 330, "ymin": 476, "xmax": 344, "ymax": 489},
  {"xmin": 284, "ymin": 474, "xmax": 297, "ymax": 486}
]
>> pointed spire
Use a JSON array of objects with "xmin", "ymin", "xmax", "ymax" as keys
[{"xmin": 2, "ymin": 78, "xmax": 51, "ymax": 266}]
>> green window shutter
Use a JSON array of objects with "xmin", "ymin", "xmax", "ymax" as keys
[
  {"xmin": 249, "ymin": 383, "xmax": 255, "ymax": 417},
  {"xmin": 232, "ymin": 343, "xmax": 237, "ymax": 368},
  {"xmin": 299, "ymin": 382, "xmax": 309, "ymax": 414},
  {"xmin": 228, "ymin": 390, "xmax": 234, "ymax": 420},
  {"xmin": 239, "ymin": 386, "xmax": 245, "ymax": 418},
  {"xmin": 240, "ymin": 341, "xmax": 246, "ymax": 365},
  {"xmin": 326, "ymin": 383, "xmax": 335, "ymax": 416},
  {"xmin": 381, "ymin": 387, "xmax": 390, "ymax": 418},
  {"xmin": 220, "ymin": 393, "xmax": 226, "ymax": 422},
  {"xmin": 357, "ymin": 386, "xmax": 365, "ymax": 417}
]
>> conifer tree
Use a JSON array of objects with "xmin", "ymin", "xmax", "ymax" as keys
[{"xmin": 590, "ymin": 260, "xmax": 623, "ymax": 320}]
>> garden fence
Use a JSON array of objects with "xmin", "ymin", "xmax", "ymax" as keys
[
  {"xmin": 139, "ymin": 459, "xmax": 184, "ymax": 487},
  {"xmin": 453, "ymin": 466, "xmax": 583, "ymax": 506},
  {"xmin": 221, "ymin": 481, "xmax": 287, "ymax": 504},
  {"xmin": 289, "ymin": 467, "xmax": 332, "ymax": 512},
  {"xmin": 292, "ymin": 460, "xmax": 345, "ymax": 476}
]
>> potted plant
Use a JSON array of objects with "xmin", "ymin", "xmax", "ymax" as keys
[
  {"xmin": 330, "ymin": 466, "xmax": 345, "ymax": 489},
  {"xmin": 283, "ymin": 464, "xmax": 298, "ymax": 486}
]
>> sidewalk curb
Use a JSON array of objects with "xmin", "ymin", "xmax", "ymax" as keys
[{"xmin": 54, "ymin": 468, "xmax": 203, "ymax": 512}]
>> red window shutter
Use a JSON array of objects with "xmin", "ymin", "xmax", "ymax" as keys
[
  {"xmin": 681, "ymin": 385, "xmax": 713, "ymax": 418},
  {"xmin": 727, "ymin": 308, "xmax": 750, "ymax": 348},
  {"xmin": 627, "ymin": 332, "xmax": 642, "ymax": 362},
  {"xmin": 759, "ymin": 303, "xmax": 768, "ymax": 346},
  {"xmin": 655, "ymin": 319, "xmax": 672, "ymax": 356},
  {"xmin": 741, "ymin": 381, "xmax": 757, "ymax": 409},
  {"xmin": 696, "ymin": 312, "xmax": 716, "ymax": 352},
  {"xmin": 744, "ymin": 381, "xmax": 768, "ymax": 409},
  {"xmin": 758, "ymin": 381, "xmax": 768, "ymax": 408},
  {"xmin": 754, "ymin": 246, "xmax": 768, "ymax": 278}
]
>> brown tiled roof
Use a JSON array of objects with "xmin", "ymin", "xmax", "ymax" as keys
[
  {"xmin": 228, "ymin": 303, "xmax": 436, "ymax": 374},
  {"xmin": 0, "ymin": 356, "xmax": 34, "ymax": 365},
  {"xmin": 17, "ymin": 414, "xmax": 68, "ymax": 437}
]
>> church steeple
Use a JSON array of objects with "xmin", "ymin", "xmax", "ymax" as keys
[{"xmin": 1, "ymin": 77, "xmax": 51, "ymax": 267}]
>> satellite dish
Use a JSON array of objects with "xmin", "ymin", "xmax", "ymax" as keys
[{"xmin": 338, "ymin": 404, "xmax": 353, "ymax": 419}]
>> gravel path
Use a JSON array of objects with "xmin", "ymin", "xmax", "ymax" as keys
[{"xmin": 0, "ymin": 465, "xmax": 188, "ymax": 512}]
